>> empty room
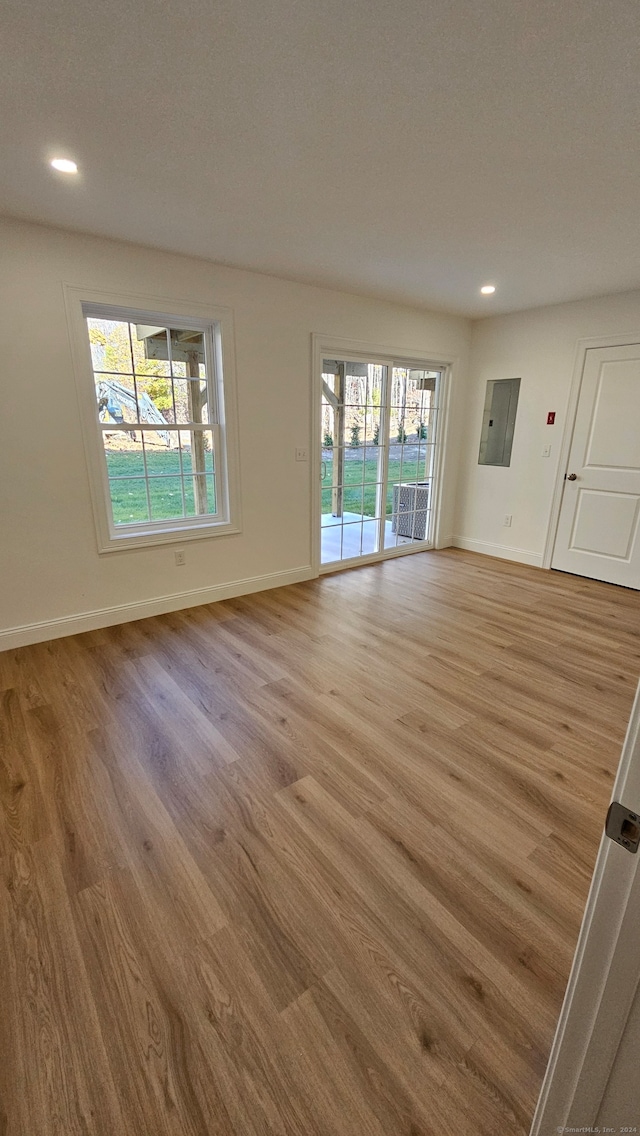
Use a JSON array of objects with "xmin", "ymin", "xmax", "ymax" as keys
[{"xmin": 2, "ymin": 0, "xmax": 640, "ymax": 1133}]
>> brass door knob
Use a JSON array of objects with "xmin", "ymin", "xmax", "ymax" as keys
[{"xmin": 567, "ymin": 473, "xmax": 578, "ymax": 481}]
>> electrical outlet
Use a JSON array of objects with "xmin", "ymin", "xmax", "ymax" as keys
[
  {"xmin": 503, "ymin": 514, "xmax": 513, "ymax": 527},
  {"xmin": 542, "ymin": 444, "xmax": 552, "ymax": 457},
  {"xmin": 174, "ymin": 550, "xmax": 186, "ymax": 566},
  {"xmin": 295, "ymin": 447, "xmax": 308, "ymax": 462}
]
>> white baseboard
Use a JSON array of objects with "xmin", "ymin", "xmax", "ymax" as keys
[
  {"xmin": 0, "ymin": 565, "xmax": 316, "ymax": 652},
  {"xmin": 451, "ymin": 536, "xmax": 543, "ymax": 568}
]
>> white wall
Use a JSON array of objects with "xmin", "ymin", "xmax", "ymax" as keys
[
  {"xmin": 455, "ymin": 290, "xmax": 640, "ymax": 565},
  {"xmin": 0, "ymin": 216, "xmax": 469, "ymax": 647}
]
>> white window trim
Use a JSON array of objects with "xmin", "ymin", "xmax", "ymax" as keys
[{"xmin": 64, "ymin": 285, "xmax": 241, "ymax": 553}]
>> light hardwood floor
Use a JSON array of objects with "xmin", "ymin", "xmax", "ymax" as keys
[{"xmin": 1, "ymin": 549, "xmax": 639, "ymax": 1136}]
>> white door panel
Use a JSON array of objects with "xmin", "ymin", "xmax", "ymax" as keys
[
  {"xmin": 552, "ymin": 344, "xmax": 640, "ymax": 587},
  {"xmin": 586, "ymin": 360, "xmax": 640, "ymax": 469},
  {"xmin": 571, "ymin": 490, "xmax": 640, "ymax": 558}
]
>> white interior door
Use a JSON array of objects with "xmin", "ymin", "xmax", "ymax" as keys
[
  {"xmin": 552, "ymin": 343, "xmax": 640, "ymax": 587},
  {"xmin": 532, "ymin": 680, "xmax": 640, "ymax": 1132}
]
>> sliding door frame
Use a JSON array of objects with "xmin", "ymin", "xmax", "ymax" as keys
[
  {"xmin": 375, "ymin": 365, "xmax": 392, "ymax": 556},
  {"xmin": 310, "ymin": 334, "xmax": 456, "ymax": 575}
]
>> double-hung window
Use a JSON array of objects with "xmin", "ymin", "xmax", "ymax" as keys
[{"xmin": 69, "ymin": 293, "xmax": 240, "ymax": 551}]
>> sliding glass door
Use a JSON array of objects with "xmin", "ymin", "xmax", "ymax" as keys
[
  {"xmin": 321, "ymin": 360, "xmax": 386, "ymax": 564},
  {"xmin": 320, "ymin": 357, "xmax": 442, "ymax": 568}
]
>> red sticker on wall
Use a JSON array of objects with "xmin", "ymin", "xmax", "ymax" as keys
[{"xmin": 547, "ymin": 412, "xmax": 556, "ymax": 425}]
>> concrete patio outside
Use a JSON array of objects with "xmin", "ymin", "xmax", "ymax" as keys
[{"xmin": 321, "ymin": 511, "xmax": 418, "ymax": 564}]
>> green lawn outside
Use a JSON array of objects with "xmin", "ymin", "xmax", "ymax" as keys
[
  {"xmin": 105, "ymin": 450, "xmax": 426, "ymax": 525},
  {"xmin": 105, "ymin": 449, "xmax": 214, "ymax": 477},
  {"xmin": 105, "ymin": 448, "xmax": 215, "ymax": 524},
  {"xmin": 322, "ymin": 457, "xmax": 426, "ymax": 516}
]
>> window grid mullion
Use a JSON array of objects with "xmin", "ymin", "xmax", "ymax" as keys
[
  {"xmin": 177, "ymin": 430, "xmax": 187, "ymax": 518},
  {"xmin": 126, "ymin": 324, "xmax": 155, "ymax": 521},
  {"xmin": 98, "ymin": 422, "xmax": 209, "ymax": 431},
  {"xmin": 108, "ymin": 470, "xmax": 198, "ymax": 481},
  {"xmin": 166, "ymin": 327, "xmax": 180, "ymax": 428},
  {"xmin": 127, "ymin": 322, "xmax": 142, "ymax": 423},
  {"xmin": 140, "ymin": 428, "xmax": 153, "ymax": 523}
]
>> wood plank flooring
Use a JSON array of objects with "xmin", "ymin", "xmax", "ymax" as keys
[{"xmin": 1, "ymin": 548, "xmax": 639, "ymax": 1135}]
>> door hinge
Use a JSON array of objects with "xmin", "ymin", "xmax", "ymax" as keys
[{"xmin": 605, "ymin": 801, "xmax": 640, "ymax": 853}]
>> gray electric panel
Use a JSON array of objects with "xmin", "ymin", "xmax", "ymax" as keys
[{"xmin": 478, "ymin": 377, "xmax": 521, "ymax": 467}]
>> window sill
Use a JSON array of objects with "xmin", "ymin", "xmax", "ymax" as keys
[{"xmin": 97, "ymin": 518, "xmax": 241, "ymax": 554}]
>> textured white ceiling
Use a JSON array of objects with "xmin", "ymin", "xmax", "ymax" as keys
[{"xmin": 1, "ymin": 0, "xmax": 639, "ymax": 316}]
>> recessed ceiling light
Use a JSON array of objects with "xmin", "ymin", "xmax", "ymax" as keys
[
  {"xmin": 51, "ymin": 158, "xmax": 78, "ymax": 174},
  {"xmin": 480, "ymin": 284, "xmax": 496, "ymax": 295}
]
